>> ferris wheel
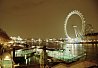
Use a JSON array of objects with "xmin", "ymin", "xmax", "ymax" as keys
[{"xmin": 64, "ymin": 10, "xmax": 85, "ymax": 40}]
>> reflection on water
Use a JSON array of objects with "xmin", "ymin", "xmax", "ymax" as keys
[
  {"xmin": 47, "ymin": 43, "xmax": 98, "ymax": 64},
  {"xmin": 1, "ymin": 43, "xmax": 98, "ymax": 67},
  {"xmin": 83, "ymin": 44, "xmax": 98, "ymax": 63},
  {"xmin": 47, "ymin": 43, "xmax": 86, "ymax": 63}
]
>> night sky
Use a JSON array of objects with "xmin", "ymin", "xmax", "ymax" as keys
[{"xmin": 0, "ymin": 0, "xmax": 98, "ymax": 39}]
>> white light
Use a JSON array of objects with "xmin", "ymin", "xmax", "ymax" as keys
[
  {"xmin": 4, "ymin": 56, "xmax": 10, "ymax": 60},
  {"xmin": 73, "ymin": 25, "xmax": 77, "ymax": 28},
  {"xmin": 88, "ymin": 40, "xmax": 92, "ymax": 42},
  {"xmin": 18, "ymin": 45, "xmax": 24, "ymax": 47},
  {"xmin": 31, "ymin": 46, "xmax": 35, "ymax": 48},
  {"xmin": 17, "ymin": 49, "xmax": 22, "ymax": 52},
  {"xmin": 5, "ymin": 56, "xmax": 9, "ymax": 59},
  {"xmin": 8, "ymin": 41, "xmax": 14, "ymax": 43},
  {"xmin": 94, "ymin": 40, "xmax": 96, "ymax": 41},
  {"xmin": 17, "ymin": 36, "xmax": 22, "ymax": 40},
  {"xmin": 68, "ymin": 39, "xmax": 74, "ymax": 43},
  {"xmin": 31, "ymin": 38, "xmax": 34, "ymax": 40},
  {"xmin": 25, "ymin": 55, "xmax": 27, "ymax": 59},
  {"xmin": 46, "ymin": 39, "xmax": 48, "ymax": 42},
  {"xmin": 49, "ymin": 39, "xmax": 52, "ymax": 41},
  {"xmin": 60, "ymin": 41, "xmax": 63, "ymax": 44},
  {"xmin": 38, "ymin": 38, "xmax": 41, "ymax": 42}
]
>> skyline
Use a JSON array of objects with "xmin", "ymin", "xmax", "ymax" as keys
[{"xmin": 0, "ymin": 0, "xmax": 98, "ymax": 39}]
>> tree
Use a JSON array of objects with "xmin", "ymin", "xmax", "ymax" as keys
[{"xmin": 0, "ymin": 28, "xmax": 11, "ymax": 43}]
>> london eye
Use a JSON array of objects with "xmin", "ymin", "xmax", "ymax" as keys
[{"xmin": 64, "ymin": 10, "xmax": 85, "ymax": 40}]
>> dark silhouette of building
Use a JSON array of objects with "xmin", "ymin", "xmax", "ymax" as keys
[{"xmin": 0, "ymin": 28, "xmax": 11, "ymax": 43}]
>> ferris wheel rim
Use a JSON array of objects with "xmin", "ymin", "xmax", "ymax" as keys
[{"xmin": 64, "ymin": 10, "xmax": 85, "ymax": 39}]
